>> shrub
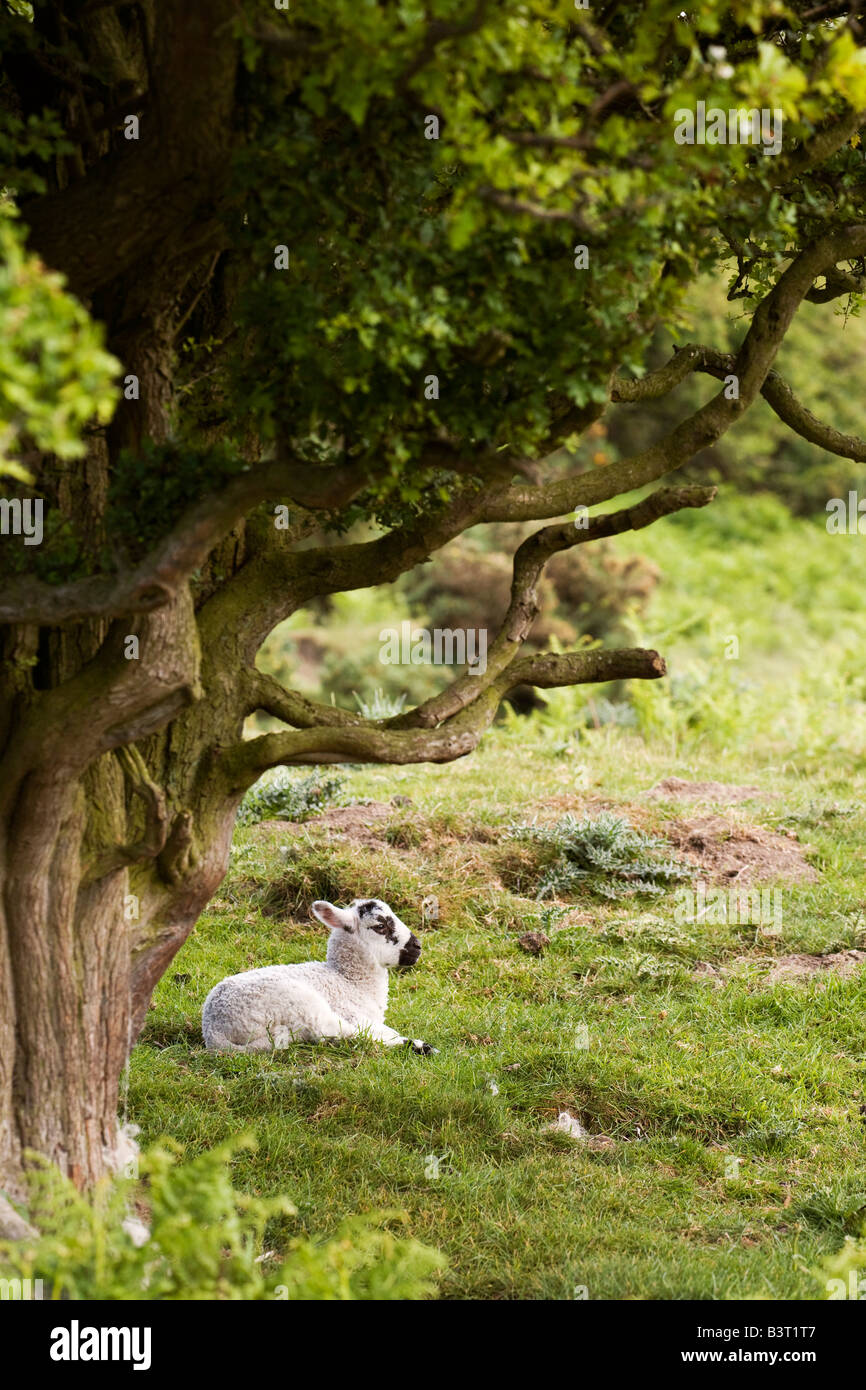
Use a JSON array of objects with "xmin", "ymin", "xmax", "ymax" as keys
[
  {"xmin": 0, "ymin": 1136, "xmax": 445, "ymax": 1301},
  {"xmin": 512, "ymin": 811, "xmax": 692, "ymax": 900},
  {"xmin": 353, "ymin": 687, "xmax": 407, "ymax": 719},
  {"xmin": 237, "ymin": 768, "xmax": 345, "ymax": 827}
]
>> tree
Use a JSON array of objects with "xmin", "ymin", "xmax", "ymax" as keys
[{"xmin": 2, "ymin": 0, "xmax": 866, "ymax": 1224}]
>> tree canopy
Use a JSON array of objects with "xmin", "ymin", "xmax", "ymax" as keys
[{"xmin": 3, "ymin": 2, "xmax": 866, "ymax": 549}]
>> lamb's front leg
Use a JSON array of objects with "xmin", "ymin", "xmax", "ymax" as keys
[
  {"xmin": 369, "ymin": 1022, "xmax": 439, "ymax": 1055},
  {"xmin": 323, "ymin": 1016, "xmax": 438, "ymax": 1055}
]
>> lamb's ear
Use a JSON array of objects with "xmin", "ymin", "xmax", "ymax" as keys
[{"xmin": 311, "ymin": 900, "xmax": 356, "ymax": 932}]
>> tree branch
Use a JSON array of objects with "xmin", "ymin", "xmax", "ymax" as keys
[
  {"xmin": 610, "ymin": 345, "xmax": 711, "ymax": 402},
  {"xmin": 507, "ymin": 646, "xmax": 666, "ymax": 688},
  {"xmin": 191, "ymin": 228, "xmax": 866, "ymax": 671},
  {"xmin": 478, "ymin": 186, "xmax": 594, "ymax": 234},
  {"xmin": 235, "ymin": 486, "xmax": 707, "ymax": 764},
  {"xmin": 199, "ymin": 483, "xmax": 489, "ymax": 662},
  {"xmin": 615, "ymin": 335, "xmax": 866, "ymax": 463},
  {"xmin": 773, "ymin": 105, "xmax": 866, "ymax": 188},
  {"xmin": 693, "ymin": 346, "xmax": 866, "ymax": 461},
  {"xmin": 0, "ymin": 592, "xmax": 202, "ymax": 819},
  {"xmin": 483, "ymin": 224, "xmax": 866, "ymax": 521},
  {"xmin": 0, "ymin": 455, "xmax": 378, "ymax": 628},
  {"xmin": 804, "ymin": 266, "xmax": 866, "ymax": 302},
  {"xmin": 242, "ymin": 669, "xmax": 370, "ymax": 729},
  {"xmin": 390, "ymin": 483, "xmax": 715, "ymax": 730},
  {"xmin": 223, "ymin": 644, "xmax": 665, "ymax": 787},
  {"xmin": 761, "ymin": 371, "xmax": 866, "ymax": 459}
]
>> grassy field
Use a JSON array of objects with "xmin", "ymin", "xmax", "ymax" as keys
[{"xmin": 128, "ymin": 494, "xmax": 866, "ymax": 1300}]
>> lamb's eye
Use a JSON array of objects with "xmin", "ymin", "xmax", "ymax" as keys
[{"xmin": 371, "ymin": 923, "xmax": 387, "ymax": 934}]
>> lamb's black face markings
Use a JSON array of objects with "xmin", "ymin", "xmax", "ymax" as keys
[
  {"xmin": 357, "ymin": 899, "xmax": 399, "ymax": 943},
  {"xmin": 372, "ymin": 916, "xmax": 398, "ymax": 943}
]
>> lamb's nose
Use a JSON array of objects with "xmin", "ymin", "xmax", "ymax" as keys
[{"xmin": 398, "ymin": 934, "xmax": 422, "ymax": 968}]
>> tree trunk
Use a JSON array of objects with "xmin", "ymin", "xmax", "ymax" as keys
[
  {"xmin": 0, "ymin": 652, "xmax": 244, "ymax": 1211},
  {"xmin": 0, "ymin": 348, "xmax": 245, "ymax": 1212},
  {"xmin": 1, "ymin": 764, "xmax": 131, "ymax": 1194}
]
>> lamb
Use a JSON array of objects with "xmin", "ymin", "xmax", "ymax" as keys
[{"xmin": 202, "ymin": 898, "xmax": 437, "ymax": 1055}]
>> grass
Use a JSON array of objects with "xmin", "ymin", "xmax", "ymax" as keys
[
  {"xmin": 129, "ymin": 740, "xmax": 866, "ymax": 1300},
  {"xmin": 128, "ymin": 494, "xmax": 866, "ymax": 1300}
]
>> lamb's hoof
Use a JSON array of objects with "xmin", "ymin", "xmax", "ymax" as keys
[{"xmin": 405, "ymin": 1039, "xmax": 438, "ymax": 1055}]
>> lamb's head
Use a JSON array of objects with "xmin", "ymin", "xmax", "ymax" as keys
[{"xmin": 312, "ymin": 898, "xmax": 422, "ymax": 969}]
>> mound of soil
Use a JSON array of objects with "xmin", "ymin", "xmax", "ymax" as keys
[
  {"xmin": 666, "ymin": 816, "xmax": 818, "ymax": 885},
  {"xmin": 517, "ymin": 930, "xmax": 550, "ymax": 956},
  {"xmin": 646, "ymin": 777, "xmax": 765, "ymax": 803}
]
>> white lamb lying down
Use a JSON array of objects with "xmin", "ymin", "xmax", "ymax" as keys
[{"xmin": 202, "ymin": 898, "xmax": 437, "ymax": 1055}]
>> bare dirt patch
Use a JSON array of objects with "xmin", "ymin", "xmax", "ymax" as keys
[
  {"xmin": 762, "ymin": 951, "xmax": 866, "ymax": 984},
  {"xmin": 692, "ymin": 951, "xmax": 866, "ymax": 987},
  {"xmin": 646, "ymin": 777, "xmax": 767, "ymax": 804},
  {"xmin": 547, "ymin": 793, "xmax": 609, "ymax": 813},
  {"xmin": 254, "ymin": 800, "xmax": 497, "ymax": 854},
  {"xmin": 253, "ymin": 801, "xmax": 394, "ymax": 848},
  {"xmin": 692, "ymin": 960, "xmax": 723, "ymax": 980},
  {"xmin": 665, "ymin": 816, "xmax": 818, "ymax": 885}
]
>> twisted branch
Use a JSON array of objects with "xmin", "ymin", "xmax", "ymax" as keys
[
  {"xmin": 227, "ymin": 645, "xmax": 666, "ymax": 786},
  {"xmin": 232, "ymin": 485, "xmax": 713, "ymax": 782},
  {"xmin": 390, "ymin": 483, "xmax": 715, "ymax": 730}
]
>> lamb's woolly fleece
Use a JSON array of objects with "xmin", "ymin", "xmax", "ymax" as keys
[{"xmin": 202, "ymin": 898, "xmax": 436, "ymax": 1054}]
